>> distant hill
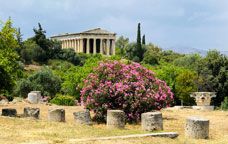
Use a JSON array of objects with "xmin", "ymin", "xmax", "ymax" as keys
[{"xmin": 163, "ymin": 46, "xmax": 228, "ymax": 56}]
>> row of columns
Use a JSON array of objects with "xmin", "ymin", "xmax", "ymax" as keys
[{"xmin": 61, "ymin": 38, "xmax": 115, "ymax": 55}]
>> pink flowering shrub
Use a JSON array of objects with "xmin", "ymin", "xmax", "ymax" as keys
[{"xmin": 80, "ymin": 61, "xmax": 173, "ymax": 122}]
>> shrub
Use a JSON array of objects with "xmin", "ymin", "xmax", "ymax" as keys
[
  {"xmin": 14, "ymin": 69, "xmax": 61, "ymax": 98},
  {"xmin": 13, "ymin": 79, "xmax": 33, "ymax": 98},
  {"xmin": 50, "ymin": 94, "xmax": 75, "ymax": 106},
  {"xmin": 61, "ymin": 55, "xmax": 103, "ymax": 100},
  {"xmin": 81, "ymin": 61, "xmax": 174, "ymax": 123},
  {"xmin": 56, "ymin": 49, "xmax": 81, "ymax": 65},
  {"xmin": 221, "ymin": 97, "xmax": 228, "ymax": 110}
]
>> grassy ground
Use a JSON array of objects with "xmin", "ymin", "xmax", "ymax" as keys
[{"xmin": 0, "ymin": 102, "xmax": 228, "ymax": 144}]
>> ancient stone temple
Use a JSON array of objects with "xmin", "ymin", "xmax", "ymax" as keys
[{"xmin": 51, "ymin": 28, "xmax": 116, "ymax": 56}]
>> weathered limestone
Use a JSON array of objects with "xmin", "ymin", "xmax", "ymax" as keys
[
  {"xmin": 2, "ymin": 108, "xmax": 17, "ymax": 117},
  {"xmin": 69, "ymin": 132, "xmax": 179, "ymax": 142},
  {"xmin": 107, "ymin": 110, "xmax": 125, "ymax": 129},
  {"xmin": 27, "ymin": 91, "xmax": 41, "ymax": 104},
  {"xmin": 141, "ymin": 112, "xmax": 163, "ymax": 131},
  {"xmin": 190, "ymin": 92, "xmax": 216, "ymax": 111},
  {"xmin": 185, "ymin": 117, "xmax": 209, "ymax": 139},
  {"xmin": 48, "ymin": 108, "xmax": 65, "ymax": 122},
  {"xmin": 73, "ymin": 109, "xmax": 92, "ymax": 125},
  {"xmin": 51, "ymin": 28, "xmax": 116, "ymax": 56},
  {"xmin": 24, "ymin": 107, "xmax": 40, "ymax": 119}
]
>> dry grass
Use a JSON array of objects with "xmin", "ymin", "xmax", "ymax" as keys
[{"xmin": 0, "ymin": 102, "xmax": 228, "ymax": 144}]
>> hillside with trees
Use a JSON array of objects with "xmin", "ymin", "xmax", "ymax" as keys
[{"xmin": 0, "ymin": 19, "xmax": 227, "ymax": 109}]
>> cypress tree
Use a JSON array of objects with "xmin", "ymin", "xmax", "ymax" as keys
[
  {"xmin": 136, "ymin": 23, "xmax": 142, "ymax": 50},
  {"xmin": 142, "ymin": 34, "xmax": 146, "ymax": 45}
]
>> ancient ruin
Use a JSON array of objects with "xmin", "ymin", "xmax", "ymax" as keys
[
  {"xmin": 190, "ymin": 92, "xmax": 216, "ymax": 111},
  {"xmin": 106, "ymin": 110, "xmax": 125, "ymax": 129},
  {"xmin": 48, "ymin": 108, "xmax": 65, "ymax": 122},
  {"xmin": 185, "ymin": 116, "xmax": 209, "ymax": 139},
  {"xmin": 141, "ymin": 112, "xmax": 163, "ymax": 131},
  {"xmin": 73, "ymin": 109, "xmax": 92, "ymax": 125},
  {"xmin": 51, "ymin": 28, "xmax": 116, "ymax": 56},
  {"xmin": 27, "ymin": 91, "xmax": 41, "ymax": 104}
]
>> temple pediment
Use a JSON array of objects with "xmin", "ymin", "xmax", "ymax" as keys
[{"xmin": 80, "ymin": 28, "xmax": 116, "ymax": 35}]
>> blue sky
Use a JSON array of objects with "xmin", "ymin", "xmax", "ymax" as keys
[{"xmin": 0, "ymin": 0, "xmax": 228, "ymax": 51}]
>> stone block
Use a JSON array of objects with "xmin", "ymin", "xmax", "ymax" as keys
[
  {"xmin": 2, "ymin": 108, "xmax": 17, "ymax": 117},
  {"xmin": 24, "ymin": 107, "xmax": 40, "ymax": 119},
  {"xmin": 48, "ymin": 108, "xmax": 65, "ymax": 122},
  {"xmin": 107, "ymin": 110, "xmax": 125, "ymax": 129},
  {"xmin": 192, "ymin": 106, "xmax": 214, "ymax": 111},
  {"xmin": 185, "ymin": 116, "xmax": 209, "ymax": 139},
  {"xmin": 141, "ymin": 111, "xmax": 163, "ymax": 131},
  {"xmin": 27, "ymin": 91, "xmax": 41, "ymax": 104},
  {"xmin": 73, "ymin": 109, "xmax": 92, "ymax": 125}
]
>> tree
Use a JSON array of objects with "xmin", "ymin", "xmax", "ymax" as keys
[
  {"xmin": 142, "ymin": 43, "xmax": 162, "ymax": 65},
  {"xmin": 142, "ymin": 34, "xmax": 146, "ymax": 45},
  {"xmin": 115, "ymin": 36, "xmax": 129, "ymax": 57},
  {"xmin": 30, "ymin": 23, "xmax": 62, "ymax": 63},
  {"xmin": 160, "ymin": 50, "xmax": 184, "ymax": 63},
  {"xmin": 0, "ymin": 18, "xmax": 21, "ymax": 93},
  {"xmin": 154, "ymin": 64, "xmax": 197, "ymax": 105},
  {"xmin": 125, "ymin": 23, "xmax": 146, "ymax": 62},
  {"xmin": 202, "ymin": 50, "xmax": 228, "ymax": 106}
]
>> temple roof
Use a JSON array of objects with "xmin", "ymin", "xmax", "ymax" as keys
[
  {"xmin": 51, "ymin": 28, "xmax": 116, "ymax": 38},
  {"xmin": 80, "ymin": 28, "xmax": 115, "ymax": 35}
]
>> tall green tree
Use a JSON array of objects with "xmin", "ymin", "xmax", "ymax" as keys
[
  {"xmin": 0, "ymin": 18, "xmax": 21, "ymax": 93},
  {"xmin": 125, "ymin": 23, "xmax": 146, "ymax": 62},
  {"xmin": 142, "ymin": 34, "xmax": 146, "ymax": 45},
  {"xmin": 136, "ymin": 23, "xmax": 141, "ymax": 49},
  {"xmin": 31, "ymin": 23, "xmax": 62, "ymax": 63}
]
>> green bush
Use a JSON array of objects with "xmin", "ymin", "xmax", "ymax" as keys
[
  {"xmin": 13, "ymin": 79, "xmax": 33, "ymax": 98},
  {"xmin": 14, "ymin": 68, "xmax": 61, "ymax": 98},
  {"xmin": 50, "ymin": 94, "xmax": 75, "ymax": 106},
  {"xmin": 221, "ymin": 97, "xmax": 228, "ymax": 110}
]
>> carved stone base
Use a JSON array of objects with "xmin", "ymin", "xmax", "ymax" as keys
[{"xmin": 192, "ymin": 106, "xmax": 214, "ymax": 111}]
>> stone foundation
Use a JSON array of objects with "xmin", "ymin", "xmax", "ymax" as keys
[
  {"xmin": 192, "ymin": 106, "xmax": 214, "ymax": 111},
  {"xmin": 73, "ymin": 109, "xmax": 92, "ymax": 125},
  {"xmin": 2, "ymin": 108, "xmax": 17, "ymax": 117},
  {"xmin": 28, "ymin": 91, "xmax": 41, "ymax": 104},
  {"xmin": 48, "ymin": 108, "xmax": 65, "ymax": 122},
  {"xmin": 185, "ymin": 116, "xmax": 209, "ymax": 139},
  {"xmin": 24, "ymin": 107, "xmax": 40, "ymax": 119},
  {"xmin": 107, "ymin": 110, "xmax": 125, "ymax": 129},
  {"xmin": 141, "ymin": 112, "xmax": 163, "ymax": 131}
]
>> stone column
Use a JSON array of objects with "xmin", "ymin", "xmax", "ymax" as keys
[
  {"xmin": 74, "ymin": 39, "xmax": 77, "ymax": 52},
  {"xmin": 67, "ymin": 40, "xmax": 70, "ymax": 48},
  {"xmin": 80, "ymin": 39, "xmax": 83, "ymax": 53},
  {"xmin": 100, "ymin": 39, "xmax": 103, "ymax": 55},
  {"xmin": 73, "ymin": 109, "xmax": 92, "ymax": 125},
  {"xmin": 61, "ymin": 40, "xmax": 64, "ymax": 49},
  {"xmin": 70, "ymin": 40, "xmax": 73, "ymax": 48},
  {"xmin": 65, "ymin": 40, "xmax": 67, "ymax": 48},
  {"xmin": 24, "ymin": 107, "xmax": 40, "ymax": 119},
  {"xmin": 86, "ymin": 38, "xmax": 90, "ymax": 54},
  {"xmin": 185, "ymin": 117, "xmax": 209, "ymax": 139},
  {"xmin": 141, "ymin": 112, "xmax": 163, "ymax": 131},
  {"xmin": 93, "ymin": 38, "xmax": 96, "ymax": 54},
  {"xmin": 107, "ymin": 110, "xmax": 125, "ymax": 129},
  {"xmin": 68, "ymin": 40, "xmax": 70, "ymax": 48},
  {"xmin": 106, "ymin": 39, "xmax": 110, "ymax": 56},
  {"xmin": 76, "ymin": 40, "xmax": 79, "ymax": 52},
  {"xmin": 48, "ymin": 108, "xmax": 65, "ymax": 122},
  {"xmin": 112, "ymin": 39, "xmax": 115, "ymax": 55}
]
